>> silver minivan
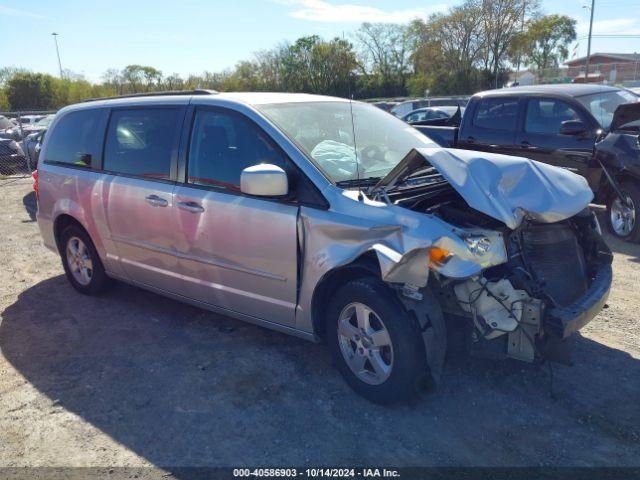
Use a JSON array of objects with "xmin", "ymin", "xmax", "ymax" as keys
[{"xmin": 36, "ymin": 91, "xmax": 613, "ymax": 403}]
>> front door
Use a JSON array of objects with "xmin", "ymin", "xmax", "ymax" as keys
[
  {"xmin": 516, "ymin": 97, "xmax": 596, "ymax": 177},
  {"xmin": 102, "ymin": 106, "xmax": 184, "ymax": 292},
  {"xmin": 173, "ymin": 107, "xmax": 299, "ymax": 327}
]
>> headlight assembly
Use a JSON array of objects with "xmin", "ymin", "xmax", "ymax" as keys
[{"xmin": 463, "ymin": 234, "xmax": 492, "ymax": 256}]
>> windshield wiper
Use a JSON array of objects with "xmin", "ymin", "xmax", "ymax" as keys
[
  {"xmin": 397, "ymin": 170, "xmax": 444, "ymax": 187},
  {"xmin": 335, "ymin": 176, "xmax": 381, "ymax": 188}
]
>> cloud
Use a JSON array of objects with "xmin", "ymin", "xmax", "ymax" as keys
[
  {"xmin": 280, "ymin": 0, "xmax": 447, "ymax": 23},
  {"xmin": 0, "ymin": 5, "xmax": 42, "ymax": 18},
  {"xmin": 577, "ymin": 17, "xmax": 640, "ymax": 35}
]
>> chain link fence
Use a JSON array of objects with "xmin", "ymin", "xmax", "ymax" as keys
[
  {"xmin": 515, "ymin": 61, "xmax": 640, "ymax": 89},
  {"xmin": 0, "ymin": 110, "xmax": 56, "ymax": 179}
]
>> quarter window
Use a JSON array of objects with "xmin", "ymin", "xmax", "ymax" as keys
[
  {"xmin": 473, "ymin": 97, "xmax": 518, "ymax": 131},
  {"xmin": 187, "ymin": 109, "xmax": 287, "ymax": 191},
  {"xmin": 103, "ymin": 108, "xmax": 181, "ymax": 180},
  {"xmin": 525, "ymin": 99, "xmax": 582, "ymax": 134},
  {"xmin": 45, "ymin": 109, "xmax": 101, "ymax": 166}
]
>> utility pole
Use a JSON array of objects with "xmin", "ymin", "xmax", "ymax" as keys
[
  {"xmin": 52, "ymin": 32, "xmax": 63, "ymax": 78},
  {"xmin": 584, "ymin": 0, "xmax": 595, "ymax": 81}
]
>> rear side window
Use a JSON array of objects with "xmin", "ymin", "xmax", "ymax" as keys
[
  {"xmin": 103, "ymin": 108, "xmax": 181, "ymax": 180},
  {"xmin": 45, "ymin": 109, "xmax": 101, "ymax": 166},
  {"xmin": 473, "ymin": 97, "xmax": 518, "ymax": 131},
  {"xmin": 187, "ymin": 109, "xmax": 287, "ymax": 191}
]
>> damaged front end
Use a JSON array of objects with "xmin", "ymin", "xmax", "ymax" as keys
[
  {"xmin": 371, "ymin": 148, "xmax": 613, "ymax": 366},
  {"xmin": 447, "ymin": 213, "xmax": 612, "ymax": 364}
]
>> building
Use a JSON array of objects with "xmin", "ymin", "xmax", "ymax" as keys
[
  {"xmin": 565, "ymin": 53, "xmax": 640, "ymax": 84},
  {"xmin": 507, "ymin": 69, "xmax": 535, "ymax": 86}
]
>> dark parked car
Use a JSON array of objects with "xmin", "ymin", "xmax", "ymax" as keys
[
  {"xmin": 414, "ymin": 84, "xmax": 640, "ymax": 240},
  {"xmin": 402, "ymin": 106, "xmax": 465, "ymax": 123},
  {"xmin": 0, "ymin": 138, "xmax": 27, "ymax": 175},
  {"xmin": 371, "ymin": 101, "xmax": 398, "ymax": 112},
  {"xmin": 594, "ymin": 102, "xmax": 640, "ymax": 241},
  {"xmin": 0, "ymin": 115, "xmax": 17, "ymax": 140},
  {"xmin": 22, "ymin": 129, "xmax": 46, "ymax": 169}
]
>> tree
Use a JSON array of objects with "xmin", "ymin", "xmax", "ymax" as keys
[
  {"xmin": 0, "ymin": 67, "xmax": 29, "ymax": 88},
  {"xmin": 0, "ymin": 89, "xmax": 9, "ymax": 111},
  {"xmin": 164, "ymin": 73, "xmax": 184, "ymax": 90},
  {"xmin": 409, "ymin": 1, "xmax": 486, "ymax": 95},
  {"xmin": 355, "ymin": 23, "xmax": 412, "ymax": 96},
  {"xmin": 121, "ymin": 65, "xmax": 147, "ymax": 93},
  {"xmin": 254, "ymin": 46, "xmax": 288, "ymax": 91},
  {"xmin": 480, "ymin": 0, "xmax": 539, "ymax": 87},
  {"xmin": 511, "ymin": 14, "xmax": 576, "ymax": 71},
  {"xmin": 102, "ymin": 68, "xmax": 124, "ymax": 95},
  {"xmin": 140, "ymin": 66, "xmax": 162, "ymax": 90},
  {"xmin": 279, "ymin": 36, "xmax": 357, "ymax": 96},
  {"xmin": 6, "ymin": 73, "xmax": 57, "ymax": 110}
]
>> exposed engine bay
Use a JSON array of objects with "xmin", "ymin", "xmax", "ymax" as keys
[{"xmin": 376, "ymin": 157, "xmax": 613, "ymax": 364}]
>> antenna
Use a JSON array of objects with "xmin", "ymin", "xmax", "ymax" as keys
[{"xmin": 348, "ymin": 80, "xmax": 364, "ymax": 201}]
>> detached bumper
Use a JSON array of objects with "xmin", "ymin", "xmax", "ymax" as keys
[{"xmin": 546, "ymin": 263, "xmax": 612, "ymax": 339}]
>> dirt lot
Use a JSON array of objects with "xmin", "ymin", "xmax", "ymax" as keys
[{"xmin": 0, "ymin": 177, "xmax": 639, "ymax": 470}]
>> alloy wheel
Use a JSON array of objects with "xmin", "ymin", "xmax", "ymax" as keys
[
  {"xmin": 66, "ymin": 236, "xmax": 93, "ymax": 286},
  {"xmin": 610, "ymin": 194, "xmax": 636, "ymax": 237},
  {"xmin": 337, "ymin": 302, "xmax": 394, "ymax": 385}
]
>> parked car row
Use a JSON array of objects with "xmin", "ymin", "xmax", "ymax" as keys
[
  {"xmin": 390, "ymin": 96, "xmax": 469, "ymax": 118},
  {"xmin": 0, "ymin": 114, "xmax": 55, "ymax": 141},
  {"xmin": 370, "ymin": 96, "xmax": 470, "ymax": 118},
  {"xmin": 0, "ymin": 114, "xmax": 53, "ymax": 174},
  {"xmin": 405, "ymin": 84, "xmax": 640, "ymax": 242}
]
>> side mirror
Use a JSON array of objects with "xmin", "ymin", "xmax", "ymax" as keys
[
  {"xmin": 559, "ymin": 120, "xmax": 587, "ymax": 136},
  {"xmin": 240, "ymin": 164, "xmax": 288, "ymax": 197}
]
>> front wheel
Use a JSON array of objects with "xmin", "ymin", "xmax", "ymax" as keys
[
  {"xmin": 607, "ymin": 182, "xmax": 640, "ymax": 242},
  {"xmin": 327, "ymin": 277, "xmax": 427, "ymax": 404}
]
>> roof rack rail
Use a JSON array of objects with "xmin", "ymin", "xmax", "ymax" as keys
[{"xmin": 82, "ymin": 89, "xmax": 218, "ymax": 103}]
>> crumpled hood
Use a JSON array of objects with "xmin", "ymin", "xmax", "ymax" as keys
[{"xmin": 379, "ymin": 147, "xmax": 594, "ymax": 229}]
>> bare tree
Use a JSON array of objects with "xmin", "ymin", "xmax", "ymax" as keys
[
  {"xmin": 355, "ymin": 23, "xmax": 413, "ymax": 92},
  {"xmin": 481, "ymin": 0, "xmax": 540, "ymax": 87},
  {"xmin": 101, "ymin": 68, "xmax": 124, "ymax": 95}
]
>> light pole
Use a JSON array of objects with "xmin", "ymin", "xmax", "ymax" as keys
[
  {"xmin": 52, "ymin": 32, "xmax": 63, "ymax": 78},
  {"xmin": 584, "ymin": 0, "xmax": 595, "ymax": 81}
]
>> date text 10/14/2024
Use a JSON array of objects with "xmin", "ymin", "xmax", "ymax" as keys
[{"xmin": 232, "ymin": 468, "xmax": 401, "ymax": 478}]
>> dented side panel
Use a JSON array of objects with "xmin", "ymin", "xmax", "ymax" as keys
[{"xmin": 294, "ymin": 187, "xmax": 508, "ymax": 334}]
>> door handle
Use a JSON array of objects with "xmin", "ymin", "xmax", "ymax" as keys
[
  {"xmin": 145, "ymin": 194, "xmax": 168, "ymax": 207},
  {"xmin": 520, "ymin": 141, "xmax": 532, "ymax": 149},
  {"xmin": 467, "ymin": 136, "xmax": 475, "ymax": 144},
  {"xmin": 177, "ymin": 200, "xmax": 205, "ymax": 213}
]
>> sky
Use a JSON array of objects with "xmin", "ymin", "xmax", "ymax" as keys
[{"xmin": 0, "ymin": 0, "xmax": 639, "ymax": 82}]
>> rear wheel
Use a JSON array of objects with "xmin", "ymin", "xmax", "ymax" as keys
[
  {"xmin": 59, "ymin": 225, "xmax": 111, "ymax": 294},
  {"xmin": 327, "ymin": 277, "xmax": 427, "ymax": 404},
  {"xmin": 607, "ymin": 182, "xmax": 640, "ymax": 242}
]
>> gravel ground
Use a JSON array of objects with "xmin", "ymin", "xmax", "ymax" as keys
[{"xmin": 0, "ymin": 177, "xmax": 639, "ymax": 471}]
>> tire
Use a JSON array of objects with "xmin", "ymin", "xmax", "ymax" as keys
[
  {"xmin": 327, "ymin": 277, "xmax": 427, "ymax": 404},
  {"xmin": 606, "ymin": 182, "xmax": 640, "ymax": 243},
  {"xmin": 59, "ymin": 224, "xmax": 111, "ymax": 294}
]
